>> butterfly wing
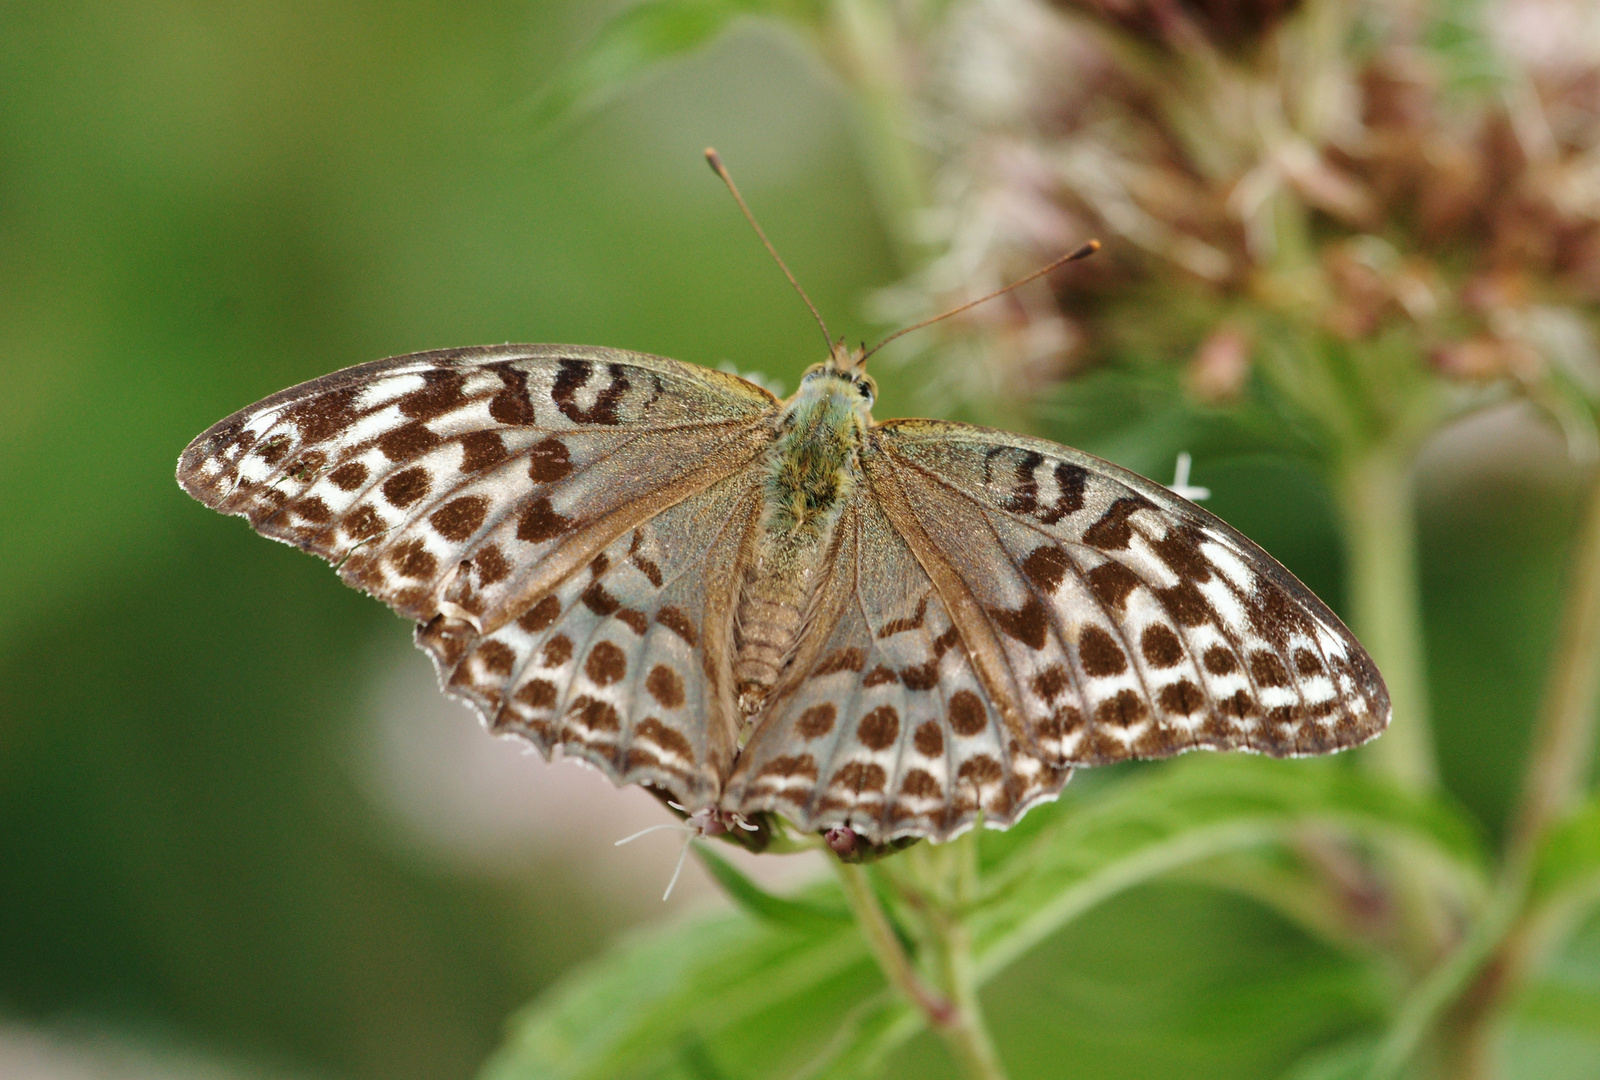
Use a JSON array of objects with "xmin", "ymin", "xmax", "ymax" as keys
[
  {"xmin": 723, "ymin": 490, "xmax": 1070, "ymax": 842},
  {"xmin": 178, "ymin": 344, "xmax": 780, "ymax": 805},
  {"xmin": 862, "ymin": 419, "xmax": 1389, "ymax": 773}
]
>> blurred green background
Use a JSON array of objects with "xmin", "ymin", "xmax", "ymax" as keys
[{"xmin": 0, "ymin": 2, "xmax": 1591, "ymax": 1079}]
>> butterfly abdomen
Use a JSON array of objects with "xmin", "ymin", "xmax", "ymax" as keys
[{"xmin": 734, "ymin": 383, "xmax": 864, "ymax": 714}]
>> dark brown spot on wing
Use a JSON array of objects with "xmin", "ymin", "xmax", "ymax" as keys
[
  {"xmin": 527, "ymin": 438, "xmax": 573, "ymax": 483},
  {"xmin": 628, "ymin": 531, "xmax": 663, "ymax": 587},
  {"xmin": 1203, "ymin": 645, "xmax": 1238, "ymax": 674},
  {"xmin": 813, "ymin": 648, "xmax": 866, "ymax": 676},
  {"xmin": 1086, "ymin": 561, "xmax": 1141, "ymax": 610},
  {"xmin": 487, "ymin": 363, "xmax": 536, "ymax": 425},
  {"xmin": 1094, "ymin": 689, "xmax": 1147, "ymax": 728},
  {"xmin": 857, "ymin": 706, "xmax": 900, "ymax": 751},
  {"xmin": 616, "ymin": 609, "xmax": 649, "ymax": 635},
  {"xmin": 797, "ymin": 704, "xmax": 836, "ymax": 738},
  {"xmin": 1038, "ymin": 464, "xmax": 1089, "ymax": 524},
  {"xmin": 542, "ymin": 634, "xmax": 573, "ymax": 667},
  {"xmin": 430, "ymin": 496, "xmax": 488, "ymax": 541},
  {"xmin": 949, "ymin": 690, "xmax": 987, "ymax": 736},
  {"xmin": 567, "ymin": 696, "xmax": 620, "ymax": 732},
  {"xmin": 1032, "ymin": 665, "xmax": 1070, "ymax": 701},
  {"xmin": 1157, "ymin": 580, "xmax": 1213, "ymax": 627},
  {"xmin": 474, "ymin": 544, "xmax": 510, "ymax": 585},
  {"xmin": 863, "ymin": 666, "xmax": 899, "ymax": 688},
  {"xmin": 516, "ymin": 680, "xmax": 557, "ymax": 709},
  {"xmin": 584, "ymin": 641, "xmax": 627, "ymax": 686},
  {"xmin": 901, "ymin": 769, "xmax": 940, "ymax": 798},
  {"xmin": 581, "ymin": 581, "xmax": 620, "ymax": 616},
  {"xmin": 343, "ymin": 504, "xmax": 384, "ymax": 540},
  {"xmin": 518, "ymin": 595, "xmax": 561, "ymax": 632},
  {"xmin": 460, "ymin": 430, "xmax": 507, "ymax": 472},
  {"xmin": 1148, "ymin": 525, "xmax": 1213, "ymax": 583},
  {"xmin": 1021, "ymin": 546, "xmax": 1071, "ymax": 593},
  {"xmin": 1000, "ymin": 451, "xmax": 1044, "ymax": 514},
  {"xmin": 1083, "ymin": 497, "xmax": 1151, "ymax": 550},
  {"xmin": 1249, "ymin": 650, "xmax": 1291, "ymax": 688},
  {"xmin": 657, "ymin": 606, "xmax": 697, "ymax": 646},
  {"xmin": 914, "ymin": 721, "xmax": 944, "ymax": 757},
  {"xmin": 957, "ymin": 756, "xmax": 1002, "ymax": 784},
  {"xmin": 1294, "ymin": 648, "xmax": 1324, "ymax": 676},
  {"xmin": 287, "ymin": 387, "xmax": 361, "ymax": 443},
  {"xmin": 877, "ymin": 596, "xmax": 928, "ymax": 638},
  {"xmin": 637, "ymin": 718, "xmax": 694, "ymax": 761},
  {"xmin": 379, "ymin": 421, "xmax": 441, "ymax": 462},
  {"xmin": 832, "ymin": 762, "xmax": 887, "ymax": 794},
  {"xmin": 390, "ymin": 539, "xmax": 437, "ymax": 579},
  {"xmin": 760, "ymin": 755, "xmax": 817, "ymax": 780},
  {"xmin": 899, "ymin": 657, "xmax": 939, "ymax": 691},
  {"xmin": 258, "ymin": 434, "xmax": 291, "ymax": 465},
  {"xmin": 1140, "ymin": 625, "xmax": 1183, "ymax": 668},
  {"xmin": 517, "ymin": 497, "xmax": 570, "ymax": 543},
  {"xmin": 476, "ymin": 640, "xmax": 515, "ymax": 676},
  {"xmin": 383, "ymin": 467, "xmax": 431, "ymax": 508},
  {"xmin": 328, "ymin": 461, "xmax": 369, "ymax": 491},
  {"xmin": 398, "ymin": 369, "xmax": 467, "ymax": 421},
  {"xmin": 294, "ymin": 497, "xmax": 331, "ymax": 524},
  {"xmin": 988, "ymin": 597, "xmax": 1050, "ymax": 649},
  {"xmin": 552, "ymin": 359, "xmax": 631, "ymax": 425},
  {"xmin": 1078, "ymin": 626, "xmax": 1128, "ymax": 677},
  {"xmin": 1158, "ymin": 679, "xmax": 1205, "ymax": 714}
]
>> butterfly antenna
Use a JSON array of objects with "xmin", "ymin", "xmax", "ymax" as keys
[
  {"xmin": 614, "ymin": 822, "xmax": 691, "ymax": 847},
  {"xmin": 705, "ymin": 148, "xmax": 833, "ymax": 352},
  {"xmin": 859, "ymin": 240, "xmax": 1101, "ymax": 365},
  {"xmin": 662, "ymin": 834, "xmax": 695, "ymax": 902}
]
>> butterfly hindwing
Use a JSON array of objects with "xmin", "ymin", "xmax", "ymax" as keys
[
  {"xmin": 868, "ymin": 419, "xmax": 1389, "ymax": 767},
  {"xmin": 725, "ymin": 491, "xmax": 1070, "ymax": 842},
  {"xmin": 421, "ymin": 473, "xmax": 765, "ymax": 809}
]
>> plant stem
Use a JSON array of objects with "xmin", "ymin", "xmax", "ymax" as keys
[
  {"xmin": 1337, "ymin": 444, "xmax": 1438, "ymax": 793},
  {"xmin": 1437, "ymin": 459, "xmax": 1600, "ymax": 1077},
  {"xmin": 1508, "ymin": 461, "xmax": 1600, "ymax": 865},
  {"xmin": 832, "ymin": 856, "xmax": 1009, "ymax": 1080}
]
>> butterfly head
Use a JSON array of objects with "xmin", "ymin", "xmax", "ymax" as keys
[{"xmin": 798, "ymin": 340, "xmax": 876, "ymax": 413}]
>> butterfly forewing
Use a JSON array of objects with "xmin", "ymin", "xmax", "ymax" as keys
[
  {"xmin": 178, "ymin": 345, "xmax": 781, "ymax": 811},
  {"xmin": 178, "ymin": 344, "xmax": 778, "ymax": 623},
  {"xmin": 868, "ymin": 419, "xmax": 1389, "ymax": 767}
]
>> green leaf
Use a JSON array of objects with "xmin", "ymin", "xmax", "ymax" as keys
[
  {"xmin": 526, "ymin": 0, "xmax": 825, "ymax": 134},
  {"xmin": 486, "ymin": 756, "xmax": 1484, "ymax": 1079},
  {"xmin": 1532, "ymin": 796, "xmax": 1600, "ymax": 908},
  {"xmin": 694, "ymin": 842, "xmax": 851, "ymax": 930},
  {"xmin": 478, "ymin": 902, "xmax": 884, "ymax": 1080},
  {"xmin": 969, "ymin": 755, "xmax": 1488, "ymax": 980}
]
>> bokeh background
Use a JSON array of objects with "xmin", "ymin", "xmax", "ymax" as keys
[{"xmin": 3, "ymin": 2, "xmax": 1597, "ymax": 1079}]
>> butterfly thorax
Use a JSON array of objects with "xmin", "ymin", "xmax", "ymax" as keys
[{"xmin": 734, "ymin": 368, "xmax": 873, "ymax": 716}]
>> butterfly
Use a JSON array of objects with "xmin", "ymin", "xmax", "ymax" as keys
[{"xmin": 176, "ymin": 153, "xmax": 1388, "ymax": 850}]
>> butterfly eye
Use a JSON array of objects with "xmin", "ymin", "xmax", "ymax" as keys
[{"xmin": 854, "ymin": 377, "xmax": 875, "ymax": 405}]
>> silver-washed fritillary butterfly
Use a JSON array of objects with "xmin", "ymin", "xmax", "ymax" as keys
[{"xmin": 176, "ymin": 153, "xmax": 1388, "ymax": 849}]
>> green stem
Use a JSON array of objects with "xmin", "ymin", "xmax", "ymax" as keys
[
  {"xmin": 1337, "ymin": 444, "xmax": 1438, "ymax": 792},
  {"xmin": 832, "ymin": 856, "xmax": 1008, "ymax": 1080},
  {"xmin": 1508, "ymin": 461, "xmax": 1600, "ymax": 865},
  {"xmin": 1366, "ymin": 879, "xmax": 1523, "ymax": 1080},
  {"xmin": 1434, "ymin": 459, "xmax": 1600, "ymax": 1077},
  {"xmin": 824, "ymin": 0, "xmax": 932, "ymax": 269},
  {"xmin": 1338, "ymin": 444, "xmax": 1453, "ymax": 993}
]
